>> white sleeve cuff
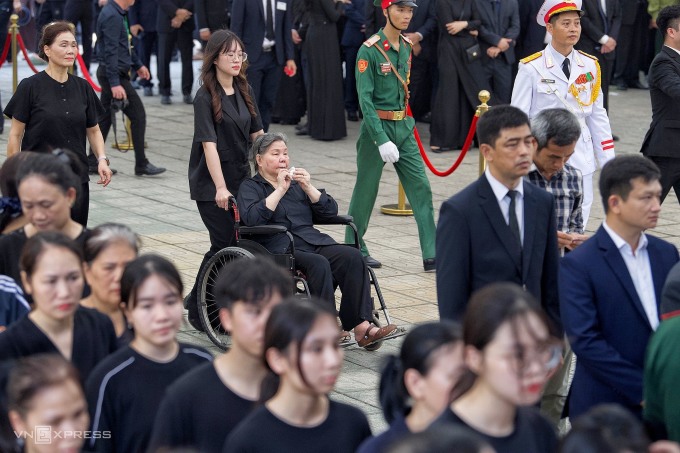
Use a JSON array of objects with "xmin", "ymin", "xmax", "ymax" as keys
[{"xmin": 598, "ymin": 34, "xmax": 609, "ymax": 45}]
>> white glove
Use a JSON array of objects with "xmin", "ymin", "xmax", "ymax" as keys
[{"xmin": 378, "ymin": 141, "xmax": 400, "ymax": 163}]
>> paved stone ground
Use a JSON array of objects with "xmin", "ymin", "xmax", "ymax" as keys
[{"xmin": 2, "ymin": 56, "xmax": 678, "ymax": 432}]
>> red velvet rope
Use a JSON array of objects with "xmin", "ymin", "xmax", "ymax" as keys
[
  {"xmin": 16, "ymin": 34, "xmax": 39, "ymax": 73},
  {"xmin": 0, "ymin": 33, "xmax": 11, "ymax": 69},
  {"xmin": 76, "ymin": 54, "xmax": 101, "ymax": 92},
  {"xmin": 408, "ymin": 105, "xmax": 479, "ymax": 177}
]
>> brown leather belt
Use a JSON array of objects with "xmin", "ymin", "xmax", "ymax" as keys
[{"xmin": 376, "ymin": 109, "xmax": 406, "ymax": 121}]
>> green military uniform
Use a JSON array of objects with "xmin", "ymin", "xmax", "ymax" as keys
[{"xmin": 345, "ymin": 28, "xmax": 436, "ymax": 260}]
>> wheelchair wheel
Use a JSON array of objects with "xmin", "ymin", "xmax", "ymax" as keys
[{"xmin": 197, "ymin": 247, "xmax": 254, "ymax": 350}]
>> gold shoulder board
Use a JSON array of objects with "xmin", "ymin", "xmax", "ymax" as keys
[
  {"xmin": 363, "ymin": 35, "xmax": 381, "ymax": 47},
  {"xmin": 401, "ymin": 34, "xmax": 413, "ymax": 45},
  {"xmin": 520, "ymin": 51, "xmax": 543, "ymax": 64},
  {"xmin": 577, "ymin": 50, "xmax": 598, "ymax": 61}
]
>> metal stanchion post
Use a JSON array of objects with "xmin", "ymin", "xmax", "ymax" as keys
[
  {"xmin": 10, "ymin": 14, "xmax": 17, "ymax": 93},
  {"xmin": 476, "ymin": 90, "xmax": 491, "ymax": 176},
  {"xmin": 381, "ymin": 182, "xmax": 413, "ymax": 216}
]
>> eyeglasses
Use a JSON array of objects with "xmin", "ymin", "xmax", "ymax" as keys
[
  {"xmin": 224, "ymin": 52, "xmax": 248, "ymax": 62},
  {"xmin": 497, "ymin": 342, "xmax": 563, "ymax": 373}
]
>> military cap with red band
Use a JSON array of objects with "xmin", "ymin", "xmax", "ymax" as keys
[
  {"xmin": 374, "ymin": 0, "xmax": 418, "ymax": 9},
  {"xmin": 536, "ymin": 0, "xmax": 583, "ymax": 26}
]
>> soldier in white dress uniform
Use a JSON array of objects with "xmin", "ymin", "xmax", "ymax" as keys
[{"xmin": 512, "ymin": 0, "xmax": 615, "ymax": 228}]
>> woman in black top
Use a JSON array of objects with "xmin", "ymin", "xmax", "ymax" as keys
[
  {"xmin": 7, "ymin": 354, "xmax": 91, "ymax": 453},
  {"xmin": 86, "ymin": 255, "xmax": 212, "ymax": 453},
  {"xmin": 237, "ymin": 133, "xmax": 397, "ymax": 348},
  {"xmin": 81, "ymin": 223, "xmax": 140, "ymax": 346},
  {"xmin": 5, "ymin": 21, "xmax": 112, "ymax": 226},
  {"xmin": 0, "ymin": 232, "xmax": 117, "ymax": 385},
  {"xmin": 0, "ymin": 151, "xmax": 92, "ymax": 295},
  {"xmin": 429, "ymin": 0, "xmax": 485, "ymax": 152},
  {"xmin": 186, "ymin": 29, "xmax": 263, "ymax": 329},
  {"xmin": 357, "ymin": 321, "xmax": 466, "ymax": 453},
  {"xmin": 224, "ymin": 299, "xmax": 372, "ymax": 453},
  {"xmin": 303, "ymin": 0, "xmax": 347, "ymax": 141},
  {"xmin": 430, "ymin": 283, "xmax": 560, "ymax": 453}
]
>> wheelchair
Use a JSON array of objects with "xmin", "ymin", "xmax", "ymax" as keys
[{"xmin": 196, "ymin": 198, "xmax": 403, "ymax": 351}]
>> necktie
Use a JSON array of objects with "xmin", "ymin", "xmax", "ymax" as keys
[
  {"xmin": 507, "ymin": 190, "xmax": 522, "ymax": 249},
  {"xmin": 562, "ymin": 58, "xmax": 571, "ymax": 79},
  {"xmin": 265, "ymin": 0, "xmax": 275, "ymax": 41}
]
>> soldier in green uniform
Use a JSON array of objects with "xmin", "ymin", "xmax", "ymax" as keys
[{"xmin": 345, "ymin": 0, "xmax": 436, "ymax": 272}]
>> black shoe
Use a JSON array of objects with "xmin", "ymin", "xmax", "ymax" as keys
[
  {"xmin": 615, "ymin": 83, "xmax": 628, "ymax": 91},
  {"xmin": 89, "ymin": 165, "xmax": 118, "ymax": 175},
  {"xmin": 420, "ymin": 112, "xmax": 432, "ymax": 124},
  {"xmin": 185, "ymin": 295, "xmax": 204, "ymax": 331},
  {"xmin": 613, "ymin": 134, "xmax": 620, "ymax": 142},
  {"xmin": 161, "ymin": 95, "xmax": 172, "ymax": 105},
  {"xmin": 135, "ymin": 162, "xmax": 166, "ymax": 176},
  {"xmin": 143, "ymin": 86, "xmax": 153, "ymax": 97},
  {"xmin": 295, "ymin": 122, "xmax": 307, "ymax": 131},
  {"xmin": 295, "ymin": 126, "xmax": 308, "ymax": 136},
  {"xmin": 183, "ymin": 94, "xmax": 193, "ymax": 104},
  {"xmin": 347, "ymin": 111, "xmax": 359, "ymax": 122},
  {"xmin": 364, "ymin": 255, "xmax": 382, "ymax": 269},
  {"xmin": 423, "ymin": 258, "xmax": 436, "ymax": 272},
  {"xmin": 279, "ymin": 118, "xmax": 299, "ymax": 125}
]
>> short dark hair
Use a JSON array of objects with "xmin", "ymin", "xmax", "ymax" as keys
[
  {"xmin": 658, "ymin": 5, "xmax": 680, "ymax": 38},
  {"xmin": 213, "ymin": 257, "xmax": 293, "ymax": 310},
  {"xmin": 599, "ymin": 155, "xmax": 661, "ymax": 214},
  {"xmin": 476, "ymin": 105, "xmax": 530, "ymax": 148},
  {"xmin": 16, "ymin": 149, "xmax": 82, "ymax": 195},
  {"xmin": 120, "ymin": 254, "xmax": 183, "ymax": 309},
  {"xmin": 559, "ymin": 404, "xmax": 650, "ymax": 453},
  {"xmin": 532, "ymin": 108, "xmax": 581, "ymax": 150},
  {"xmin": 38, "ymin": 21, "xmax": 76, "ymax": 61}
]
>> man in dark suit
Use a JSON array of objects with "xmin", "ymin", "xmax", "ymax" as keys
[
  {"xmin": 641, "ymin": 5, "xmax": 680, "ymax": 205},
  {"xmin": 477, "ymin": 0, "xmax": 520, "ymax": 104},
  {"xmin": 560, "ymin": 155, "xmax": 679, "ymax": 420},
  {"xmin": 231, "ymin": 0, "xmax": 296, "ymax": 132},
  {"xmin": 157, "ymin": 0, "xmax": 195, "ymax": 105},
  {"xmin": 576, "ymin": 0, "xmax": 622, "ymax": 111},
  {"xmin": 129, "ymin": 0, "xmax": 158, "ymax": 97},
  {"xmin": 341, "ymin": 0, "xmax": 365, "ymax": 122},
  {"xmin": 517, "ymin": 0, "xmax": 544, "ymax": 60},
  {"xmin": 195, "ymin": 0, "xmax": 231, "ymax": 42},
  {"xmin": 612, "ymin": 0, "xmax": 649, "ymax": 89},
  {"xmin": 364, "ymin": 0, "xmax": 437, "ymax": 121},
  {"xmin": 436, "ymin": 105, "xmax": 561, "ymax": 334}
]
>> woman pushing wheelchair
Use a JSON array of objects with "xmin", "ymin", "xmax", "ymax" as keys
[{"xmin": 237, "ymin": 133, "xmax": 397, "ymax": 348}]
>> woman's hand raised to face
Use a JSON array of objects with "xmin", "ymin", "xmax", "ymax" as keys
[
  {"xmin": 291, "ymin": 168, "xmax": 312, "ymax": 191},
  {"xmin": 276, "ymin": 168, "xmax": 292, "ymax": 193}
]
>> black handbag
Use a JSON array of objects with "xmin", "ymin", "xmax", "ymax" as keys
[
  {"xmin": 465, "ymin": 43, "xmax": 481, "ymax": 62},
  {"xmin": 458, "ymin": 0, "xmax": 481, "ymax": 62}
]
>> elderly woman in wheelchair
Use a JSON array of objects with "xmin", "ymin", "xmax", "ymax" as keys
[{"xmin": 237, "ymin": 132, "xmax": 397, "ymax": 348}]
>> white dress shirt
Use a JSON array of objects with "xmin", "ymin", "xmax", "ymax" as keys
[
  {"xmin": 485, "ymin": 169, "xmax": 524, "ymax": 245},
  {"xmin": 603, "ymin": 221, "xmax": 659, "ymax": 330},
  {"xmin": 262, "ymin": 0, "xmax": 276, "ymax": 49}
]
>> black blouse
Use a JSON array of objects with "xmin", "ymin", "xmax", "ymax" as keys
[
  {"xmin": 188, "ymin": 84, "xmax": 263, "ymax": 201},
  {"xmin": 4, "ymin": 72, "xmax": 105, "ymax": 181}
]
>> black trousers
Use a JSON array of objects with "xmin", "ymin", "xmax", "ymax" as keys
[
  {"xmin": 649, "ymin": 156, "xmax": 680, "ymax": 205},
  {"xmin": 614, "ymin": 4, "xmax": 648, "ymax": 85},
  {"xmin": 64, "ymin": 0, "xmax": 93, "ymax": 69},
  {"xmin": 133, "ymin": 31, "xmax": 158, "ymax": 88},
  {"xmin": 36, "ymin": 1, "xmax": 65, "ymax": 52},
  {"xmin": 95, "ymin": 66, "xmax": 149, "ymax": 167},
  {"xmin": 409, "ymin": 55, "xmax": 437, "ymax": 120},
  {"xmin": 70, "ymin": 181, "xmax": 89, "ymax": 227},
  {"xmin": 483, "ymin": 57, "xmax": 513, "ymax": 105},
  {"xmin": 186, "ymin": 200, "xmax": 236, "ymax": 309},
  {"xmin": 342, "ymin": 44, "xmax": 360, "ymax": 113},
  {"xmin": 157, "ymin": 28, "xmax": 194, "ymax": 96},
  {"xmin": 247, "ymin": 51, "xmax": 281, "ymax": 132},
  {"xmin": 295, "ymin": 244, "xmax": 373, "ymax": 331}
]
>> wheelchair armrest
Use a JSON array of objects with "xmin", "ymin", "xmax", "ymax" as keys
[
  {"xmin": 239, "ymin": 225, "xmax": 289, "ymax": 235},
  {"xmin": 314, "ymin": 215, "xmax": 354, "ymax": 225}
]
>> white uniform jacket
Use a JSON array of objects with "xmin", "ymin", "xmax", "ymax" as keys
[{"xmin": 511, "ymin": 44, "xmax": 615, "ymax": 176}]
